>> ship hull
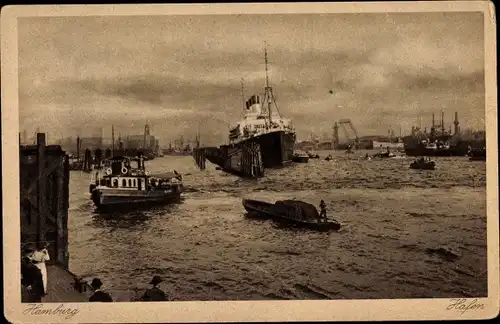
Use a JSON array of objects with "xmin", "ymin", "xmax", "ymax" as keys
[
  {"xmin": 91, "ymin": 186, "xmax": 182, "ymax": 209},
  {"xmin": 235, "ymin": 130, "xmax": 295, "ymax": 168},
  {"xmin": 403, "ymin": 145, "xmax": 475, "ymax": 156},
  {"xmin": 404, "ymin": 147, "xmax": 457, "ymax": 157}
]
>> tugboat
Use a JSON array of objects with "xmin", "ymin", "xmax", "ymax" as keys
[
  {"xmin": 89, "ymin": 154, "xmax": 183, "ymax": 209},
  {"xmin": 409, "ymin": 157, "xmax": 436, "ymax": 170},
  {"xmin": 242, "ymin": 199, "xmax": 341, "ymax": 232}
]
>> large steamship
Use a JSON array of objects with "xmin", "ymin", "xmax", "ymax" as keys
[{"xmin": 208, "ymin": 47, "xmax": 296, "ymax": 169}]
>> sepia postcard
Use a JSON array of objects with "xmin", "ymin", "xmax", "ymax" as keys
[{"xmin": 2, "ymin": 1, "xmax": 498, "ymax": 323}]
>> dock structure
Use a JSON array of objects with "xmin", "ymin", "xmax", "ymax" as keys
[
  {"xmin": 20, "ymin": 133, "xmax": 90, "ymax": 302},
  {"xmin": 193, "ymin": 142, "xmax": 264, "ymax": 178},
  {"xmin": 192, "ymin": 147, "xmax": 206, "ymax": 170}
]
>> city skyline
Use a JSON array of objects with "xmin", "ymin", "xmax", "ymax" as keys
[{"xmin": 19, "ymin": 12, "xmax": 485, "ymax": 146}]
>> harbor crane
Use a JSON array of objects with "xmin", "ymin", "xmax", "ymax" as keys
[{"xmin": 337, "ymin": 118, "xmax": 360, "ymax": 148}]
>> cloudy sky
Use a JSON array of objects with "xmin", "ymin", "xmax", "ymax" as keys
[{"xmin": 18, "ymin": 12, "xmax": 485, "ymax": 145}]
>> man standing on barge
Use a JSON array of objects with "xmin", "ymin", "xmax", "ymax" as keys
[{"xmin": 319, "ymin": 200, "xmax": 328, "ymax": 221}]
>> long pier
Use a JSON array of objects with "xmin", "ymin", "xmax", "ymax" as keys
[{"xmin": 192, "ymin": 142, "xmax": 264, "ymax": 178}]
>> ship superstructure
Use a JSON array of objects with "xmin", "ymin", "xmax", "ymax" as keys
[{"xmin": 221, "ymin": 45, "xmax": 296, "ymax": 168}]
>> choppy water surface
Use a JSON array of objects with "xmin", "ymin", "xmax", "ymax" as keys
[{"xmin": 68, "ymin": 151, "xmax": 487, "ymax": 301}]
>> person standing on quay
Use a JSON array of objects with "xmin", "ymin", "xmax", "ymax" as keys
[
  {"xmin": 30, "ymin": 242, "xmax": 50, "ymax": 294},
  {"xmin": 21, "ymin": 247, "xmax": 44, "ymax": 302},
  {"xmin": 89, "ymin": 278, "xmax": 113, "ymax": 302},
  {"xmin": 139, "ymin": 276, "xmax": 168, "ymax": 301}
]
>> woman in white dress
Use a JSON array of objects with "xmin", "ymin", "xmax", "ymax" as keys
[{"xmin": 30, "ymin": 242, "xmax": 50, "ymax": 295}]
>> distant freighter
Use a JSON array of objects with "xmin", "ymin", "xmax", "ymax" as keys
[{"xmin": 402, "ymin": 111, "xmax": 485, "ymax": 157}]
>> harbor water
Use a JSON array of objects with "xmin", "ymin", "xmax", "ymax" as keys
[{"xmin": 67, "ymin": 151, "xmax": 487, "ymax": 301}]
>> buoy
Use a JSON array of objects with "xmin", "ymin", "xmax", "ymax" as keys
[
  {"xmin": 121, "ymin": 167, "xmax": 128, "ymax": 174},
  {"xmin": 105, "ymin": 168, "xmax": 112, "ymax": 175}
]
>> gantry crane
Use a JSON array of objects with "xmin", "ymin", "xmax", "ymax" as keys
[{"xmin": 337, "ymin": 119, "xmax": 360, "ymax": 148}]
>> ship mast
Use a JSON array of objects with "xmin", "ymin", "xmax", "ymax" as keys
[
  {"xmin": 111, "ymin": 125, "xmax": 115, "ymax": 156},
  {"xmin": 240, "ymin": 78, "xmax": 246, "ymax": 112},
  {"xmin": 264, "ymin": 43, "xmax": 272, "ymax": 123}
]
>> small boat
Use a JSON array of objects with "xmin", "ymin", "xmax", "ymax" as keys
[
  {"xmin": 467, "ymin": 147, "xmax": 486, "ymax": 161},
  {"xmin": 89, "ymin": 154, "xmax": 183, "ymax": 209},
  {"xmin": 242, "ymin": 199, "xmax": 341, "ymax": 231},
  {"xmin": 410, "ymin": 157, "xmax": 436, "ymax": 170},
  {"xmin": 306, "ymin": 151, "xmax": 320, "ymax": 159},
  {"xmin": 372, "ymin": 151, "xmax": 397, "ymax": 159},
  {"xmin": 292, "ymin": 153, "xmax": 309, "ymax": 163}
]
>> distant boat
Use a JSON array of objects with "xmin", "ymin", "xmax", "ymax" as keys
[
  {"xmin": 372, "ymin": 151, "xmax": 397, "ymax": 159},
  {"xmin": 372, "ymin": 140, "xmax": 405, "ymax": 150},
  {"xmin": 409, "ymin": 157, "xmax": 436, "ymax": 170},
  {"xmin": 89, "ymin": 154, "xmax": 183, "ymax": 209},
  {"xmin": 292, "ymin": 152, "xmax": 309, "ymax": 163},
  {"xmin": 305, "ymin": 151, "xmax": 320, "ymax": 159},
  {"xmin": 467, "ymin": 146, "xmax": 486, "ymax": 161},
  {"xmin": 242, "ymin": 199, "xmax": 341, "ymax": 232}
]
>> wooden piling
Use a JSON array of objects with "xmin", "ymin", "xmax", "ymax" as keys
[
  {"xmin": 192, "ymin": 148, "xmax": 206, "ymax": 170},
  {"xmin": 36, "ymin": 133, "xmax": 46, "ymax": 244}
]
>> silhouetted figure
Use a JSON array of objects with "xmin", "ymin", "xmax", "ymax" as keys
[
  {"xmin": 319, "ymin": 200, "xmax": 327, "ymax": 221},
  {"xmin": 139, "ymin": 276, "xmax": 168, "ymax": 301},
  {"xmin": 21, "ymin": 247, "xmax": 45, "ymax": 302},
  {"xmin": 89, "ymin": 278, "xmax": 113, "ymax": 302}
]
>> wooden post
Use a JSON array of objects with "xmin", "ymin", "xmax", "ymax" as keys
[
  {"xmin": 62, "ymin": 154, "xmax": 70, "ymax": 268},
  {"xmin": 201, "ymin": 149, "xmax": 206, "ymax": 169},
  {"xmin": 36, "ymin": 133, "xmax": 46, "ymax": 245},
  {"xmin": 55, "ymin": 153, "xmax": 68, "ymax": 269},
  {"xmin": 76, "ymin": 136, "xmax": 80, "ymax": 166}
]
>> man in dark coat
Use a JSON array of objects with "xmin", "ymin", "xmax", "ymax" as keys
[
  {"xmin": 89, "ymin": 278, "xmax": 113, "ymax": 302},
  {"xmin": 21, "ymin": 247, "xmax": 45, "ymax": 302},
  {"xmin": 319, "ymin": 200, "xmax": 327, "ymax": 221},
  {"xmin": 139, "ymin": 276, "xmax": 167, "ymax": 301}
]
